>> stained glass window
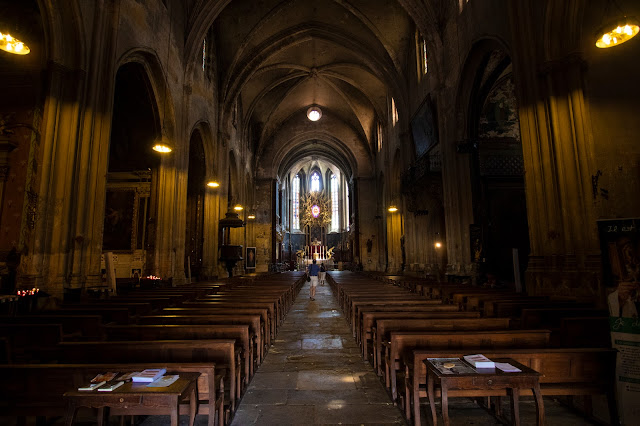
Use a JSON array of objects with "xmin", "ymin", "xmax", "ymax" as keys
[
  {"xmin": 311, "ymin": 172, "xmax": 320, "ymax": 192},
  {"xmin": 292, "ymin": 174, "xmax": 300, "ymax": 229},
  {"xmin": 202, "ymin": 39, "xmax": 206, "ymax": 71},
  {"xmin": 331, "ymin": 174, "xmax": 339, "ymax": 231}
]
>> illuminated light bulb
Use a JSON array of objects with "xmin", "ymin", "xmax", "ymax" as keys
[
  {"xmin": 596, "ymin": 18, "xmax": 640, "ymax": 48},
  {"xmin": 152, "ymin": 143, "xmax": 172, "ymax": 153},
  {"xmin": 388, "ymin": 206, "xmax": 398, "ymax": 212},
  {"xmin": 0, "ymin": 31, "xmax": 31, "ymax": 55},
  {"xmin": 207, "ymin": 181, "xmax": 220, "ymax": 188},
  {"xmin": 234, "ymin": 204, "xmax": 243, "ymax": 211},
  {"xmin": 435, "ymin": 242, "xmax": 442, "ymax": 248},
  {"xmin": 307, "ymin": 106, "xmax": 322, "ymax": 122}
]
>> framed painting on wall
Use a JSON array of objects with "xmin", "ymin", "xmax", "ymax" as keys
[{"xmin": 246, "ymin": 247, "xmax": 256, "ymax": 269}]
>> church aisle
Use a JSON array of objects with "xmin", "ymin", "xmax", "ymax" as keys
[{"xmin": 229, "ymin": 277, "xmax": 407, "ymax": 425}]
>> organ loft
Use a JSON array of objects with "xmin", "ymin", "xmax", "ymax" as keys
[{"xmin": 0, "ymin": 1, "xmax": 638, "ymax": 425}]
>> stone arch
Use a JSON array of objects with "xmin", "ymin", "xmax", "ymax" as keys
[{"xmin": 116, "ymin": 48, "xmax": 177, "ymax": 146}]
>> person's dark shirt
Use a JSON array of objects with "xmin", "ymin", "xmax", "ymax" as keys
[
  {"xmin": 308, "ymin": 263, "xmax": 320, "ymax": 276},
  {"xmin": 320, "ymin": 264, "xmax": 326, "ymax": 272}
]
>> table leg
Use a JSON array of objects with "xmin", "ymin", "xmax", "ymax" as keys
[
  {"xmin": 170, "ymin": 397, "xmax": 179, "ymax": 426},
  {"xmin": 509, "ymin": 388, "xmax": 520, "ymax": 426},
  {"xmin": 426, "ymin": 374, "xmax": 436, "ymax": 426},
  {"xmin": 532, "ymin": 383, "xmax": 545, "ymax": 426},
  {"xmin": 97, "ymin": 407, "xmax": 105, "ymax": 426},
  {"xmin": 441, "ymin": 384, "xmax": 450, "ymax": 426},
  {"xmin": 64, "ymin": 401, "xmax": 77, "ymax": 426},
  {"xmin": 189, "ymin": 387, "xmax": 198, "ymax": 426}
]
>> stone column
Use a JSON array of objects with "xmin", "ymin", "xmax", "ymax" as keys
[
  {"xmin": 509, "ymin": 0, "xmax": 601, "ymax": 299},
  {"xmin": 19, "ymin": 62, "xmax": 85, "ymax": 299},
  {"xmin": 67, "ymin": 0, "xmax": 118, "ymax": 290}
]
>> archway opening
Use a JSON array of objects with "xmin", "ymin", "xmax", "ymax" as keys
[
  {"xmin": 185, "ymin": 130, "xmax": 206, "ymax": 281},
  {"xmin": 103, "ymin": 62, "xmax": 160, "ymax": 281}
]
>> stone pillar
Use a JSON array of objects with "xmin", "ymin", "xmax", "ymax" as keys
[
  {"xmin": 509, "ymin": 0, "xmax": 601, "ymax": 299},
  {"xmin": 254, "ymin": 178, "xmax": 274, "ymax": 273},
  {"xmin": 67, "ymin": 0, "xmax": 118, "ymax": 290},
  {"xmin": 19, "ymin": 62, "xmax": 85, "ymax": 299}
]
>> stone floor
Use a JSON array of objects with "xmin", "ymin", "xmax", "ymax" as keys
[{"xmin": 53, "ymin": 272, "xmax": 604, "ymax": 426}]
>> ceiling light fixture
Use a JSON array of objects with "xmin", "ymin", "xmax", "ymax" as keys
[
  {"xmin": 206, "ymin": 180, "xmax": 220, "ymax": 188},
  {"xmin": 234, "ymin": 204, "xmax": 244, "ymax": 211},
  {"xmin": 307, "ymin": 106, "xmax": 322, "ymax": 122},
  {"xmin": 388, "ymin": 205, "xmax": 398, "ymax": 213},
  {"xmin": 0, "ymin": 31, "xmax": 30, "ymax": 55},
  {"xmin": 595, "ymin": 17, "xmax": 639, "ymax": 48},
  {"xmin": 247, "ymin": 214, "xmax": 256, "ymax": 220}
]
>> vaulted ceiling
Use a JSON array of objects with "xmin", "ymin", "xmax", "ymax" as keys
[{"xmin": 184, "ymin": 0, "xmax": 417, "ymax": 179}]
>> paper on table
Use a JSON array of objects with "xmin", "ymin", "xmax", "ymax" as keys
[
  {"xmin": 495, "ymin": 362, "xmax": 521, "ymax": 372},
  {"xmin": 147, "ymin": 375, "xmax": 180, "ymax": 387}
]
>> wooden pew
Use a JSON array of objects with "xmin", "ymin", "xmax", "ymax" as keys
[
  {"xmin": 163, "ymin": 307, "xmax": 272, "ymax": 347},
  {"xmin": 103, "ymin": 324, "xmax": 254, "ymax": 386},
  {"xmin": 404, "ymin": 348, "xmax": 618, "ymax": 426},
  {"xmin": 0, "ymin": 363, "xmax": 224, "ymax": 426},
  {"xmin": 519, "ymin": 308, "xmax": 608, "ymax": 329},
  {"xmin": 138, "ymin": 314, "xmax": 264, "ymax": 363},
  {"xmin": 61, "ymin": 302, "xmax": 154, "ymax": 317},
  {"xmin": 0, "ymin": 323, "xmax": 63, "ymax": 362},
  {"xmin": 36, "ymin": 307, "xmax": 130, "ymax": 324},
  {"xmin": 486, "ymin": 299, "xmax": 590, "ymax": 318},
  {"xmin": 0, "ymin": 315, "xmax": 104, "ymax": 340},
  {"xmin": 372, "ymin": 317, "xmax": 512, "ymax": 376},
  {"xmin": 351, "ymin": 302, "xmax": 458, "ymax": 338},
  {"xmin": 556, "ymin": 317, "xmax": 611, "ymax": 348},
  {"xmin": 359, "ymin": 310, "xmax": 481, "ymax": 361},
  {"xmin": 181, "ymin": 301, "xmax": 278, "ymax": 339},
  {"xmin": 384, "ymin": 329, "xmax": 551, "ymax": 401}
]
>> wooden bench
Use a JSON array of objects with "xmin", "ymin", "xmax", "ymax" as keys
[
  {"xmin": 36, "ymin": 307, "xmax": 130, "ymax": 324},
  {"xmin": 403, "ymin": 348, "xmax": 618, "ymax": 426},
  {"xmin": 0, "ymin": 362, "xmax": 224, "ymax": 426},
  {"xmin": 519, "ymin": 308, "xmax": 609, "ymax": 329},
  {"xmin": 356, "ymin": 306, "xmax": 468, "ymax": 348},
  {"xmin": 163, "ymin": 307, "xmax": 272, "ymax": 347},
  {"xmin": 103, "ymin": 324, "xmax": 254, "ymax": 386},
  {"xmin": 54, "ymin": 339, "xmax": 241, "ymax": 412},
  {"xmin": 0, "ymin": 323, "xmax": 63, "ymax": 362},
  {"xmin": 0, "ymin": 315, "xmax": 104, "ymax": 340},
  {"xmin": 61, "ymin": 302, "xmax": 154, "ymax": 317},
  {"xmin": 384, "ymin": 329, "xmax": 551, "ymax": 402},
  {"xmin": 372, "ymin": 317, "xmax": 512, "ymax": 376},
  {"xmin": 138, "ymin": 314, "xmax": 264, "ymax": 363},
  {"xmin": 182, "ymin": 302, "xmax": 278, "ymax": 339},
  {"xmin": 351, "ymin": 302, "xmax": 458, "ymax": 338}
]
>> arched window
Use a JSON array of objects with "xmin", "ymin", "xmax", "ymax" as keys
[
  {"xmin": 311, "ymin": 172, "xmax": 320, "ymax": 192},
  {"xmin": 331, "ymin": 174, "xmax": 339, "ymax": 231},
  {"xmin": 202, "ymin": 39, "xmax": 206, "ymax": 71},
  {"xmin": 292, "ymin": 174, "xmax": 300, "ymax": 230}
]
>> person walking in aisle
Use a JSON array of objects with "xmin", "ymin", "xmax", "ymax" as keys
[
  {"xmin": 319, "ymin": 263, "xmax": 326, "ymax": 286},
  {"xmin": 307, "ymin": 259, "xmax": 320, "ymax": 300}
]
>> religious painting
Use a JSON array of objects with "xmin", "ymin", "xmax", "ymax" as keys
[
  {"xmin": 246, "ymin": 247, "xmax": 256, "ymax": 269},
  {"xmin": 103, "ymin": 189, "xmax": 135, "ymax": 251},
  {"xmin": 410, "ymin": 95, "xmax": 438, "ymax": 158}
]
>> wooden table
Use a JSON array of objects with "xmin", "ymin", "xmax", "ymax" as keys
[
  {"xmin": 64, "ymin": 372, "xmax": 200, "ymax": 426},
  {"xmin": 425, "ymin": 358, "xmax": 544, "ymax": 426}
]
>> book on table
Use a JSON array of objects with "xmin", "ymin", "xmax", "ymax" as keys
[
  {"xmin": 463, "ymin": 354, "xmax": 495, "ymax": 369},
  {"xmin": 78, "ymin": 381, "xmax": 106, "ymax": 391},
  {"xmin": 132, "ymin": 368, "xmax": 167, "ymax": 383},
  {"xmin": 91, "ymin": 372, "xmax": 119, "ymax": 383},
  {"xmin": 98, "ymin": 381, "xmax": 125, "ymax": 392}
]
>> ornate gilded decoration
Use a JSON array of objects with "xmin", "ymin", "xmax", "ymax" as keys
[{"xmin": 300, "ymin": 192, "xmax": 331, "ymax": 228}]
